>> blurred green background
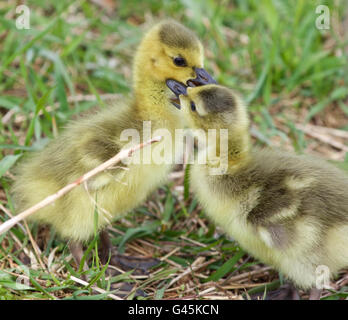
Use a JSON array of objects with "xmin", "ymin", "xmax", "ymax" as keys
[{"xmin": 1, "ymin": 0, "xmax": 347, "ymax": 154}]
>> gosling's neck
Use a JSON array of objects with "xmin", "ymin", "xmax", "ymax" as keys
[
  {"xmin": 226, "ymin": 130, "xmax": 251, "ymax": 173},
  {"xmin": 204, "ymin": 128, "xmax": 251, "ymax": 175},
  {"xmin": 132, "ymin": 73, "xmax": 183, "ymax": 132}
]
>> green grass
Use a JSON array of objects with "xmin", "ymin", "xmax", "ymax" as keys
[{"xmin": 1, "ymin": 0, "xmax": 348, "ymax": 300}]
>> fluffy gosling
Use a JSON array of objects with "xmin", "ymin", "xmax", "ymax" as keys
[
  {"xmin": 168, "ymin": 83, "xmax": 348, "ymax": 300},
  {"xmin": 11, "ymin": 20, "xmax": 216, "ymax": 277}
]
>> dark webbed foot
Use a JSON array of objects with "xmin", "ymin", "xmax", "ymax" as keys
[
  {"xmin": 266, "ymin": 283, "xmax": 300, "ymax": 300},
  {"xmin": 98, "ymin": 230, "xmax": 159, "ymax": 298},
  {"xmin": 252, "ymin": 283, "xmax": 300, "ymax": 300},
  {"xmin": 99, "ymin": 229, "xmax": 159, "ymax": 275},
  {"xmin": 107, "ymin": 253, "xmax": 159, "ymax": 275}
]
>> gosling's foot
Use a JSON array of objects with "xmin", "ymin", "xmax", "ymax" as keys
[
  {"xmin": 98, "ymin": 250, "xmax": 152, "ymax": 298},
  {"xmin": 252, "ymin": 283, "xmax": 300, "ymax": 300},
  {"xmin": 98, "ymin": 229, "xmax": 159, "ymax": 276},
  {"xmin": 266, "ymin": 283, "xmax": 300, "ymax": 300},
  {"xmin": 102, "ymin": 251, "xmax": 159, "ymax": 275}
]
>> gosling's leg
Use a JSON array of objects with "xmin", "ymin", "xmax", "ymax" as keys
[
  {"xmin": 309, "ymin": 288, "xmax": 322, "ymax": 300},
  {"xmin": 99, "ymin": 229, "xmax": 159, "ymax": 274},
  {"xmin": 68, "ymin": 241, "xmax": 89, "ymax": 276},
  {"xmin": 99, "ymin": 229, "xmax": 113, "ymax": 263}
]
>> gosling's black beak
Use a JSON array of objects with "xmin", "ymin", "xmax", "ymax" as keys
[
  {"xmin": 166, "ymin": 79, "xmax": 187, "ymax": 109},
  {"xmin": 187, "ymin": 67, "xmax": 217, "ymax": 87}
]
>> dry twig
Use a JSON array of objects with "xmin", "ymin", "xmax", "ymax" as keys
[{"xmin": 0, "ymin": 136, "xmax": 162, "ymax": 235}]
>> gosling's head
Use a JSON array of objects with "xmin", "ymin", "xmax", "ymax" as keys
[
  {"xmin": 133, "ymin": 20, "xmax": 215, "ymax": 88},
  {"xmin": 173, "ymin": 84, "xmax": 249, "ymax": 134}
]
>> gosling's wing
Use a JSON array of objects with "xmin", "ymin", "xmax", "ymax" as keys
[
  {"xmin": 11, "ymin": 103, "xmax": 135, "ymax": 211},
  {"xmin": 245, "ymin": 148, "xmax": 348, "ymax": 249}
]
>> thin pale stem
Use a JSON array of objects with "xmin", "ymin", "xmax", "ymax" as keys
[{"xmin": 0, "ymin": 136, "xmax": 162, "ymax": 235}]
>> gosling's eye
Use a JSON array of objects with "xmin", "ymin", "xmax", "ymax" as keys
[
  {"xmin": 190, "ymin": 101, "xmax": 196, "ymax": 112},
  {"xmin": 173, "ymin": 56, "xmax": 187, "ymax": 67}
]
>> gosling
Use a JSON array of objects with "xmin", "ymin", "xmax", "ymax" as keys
[
  {"xmin": 168, "ymin": 83, "xmax": 348, "ymax": 300},
  {"xmin": 11, "ymin": 20, "xmax": 216, "ymax": 274}
]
